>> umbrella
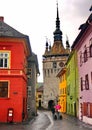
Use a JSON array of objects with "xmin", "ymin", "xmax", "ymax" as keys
[{"xmin": 54, "ymin": 104, "xmax": 61, "ymax": 110}]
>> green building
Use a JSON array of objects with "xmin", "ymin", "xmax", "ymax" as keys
[{"xmin": 66, "ymin": 51, "xmax": 79, "ymax": 117}]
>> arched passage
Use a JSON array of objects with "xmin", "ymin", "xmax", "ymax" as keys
[{"xmin": 48, "ymin": 100, "xmax": 55, "ymax": 110}]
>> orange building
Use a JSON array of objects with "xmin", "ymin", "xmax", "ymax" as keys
[{"xmin": 0, "ymin": 17, "xmax": 32, "ymax": 123}]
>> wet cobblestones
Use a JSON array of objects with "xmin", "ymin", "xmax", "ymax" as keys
[{"xmin": 0, "ymin": 110, "xmax": 92, "ymax": 130}]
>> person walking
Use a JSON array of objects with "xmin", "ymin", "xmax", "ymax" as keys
[
  {"xmin": 50, "ymin": 102, "xmax": 55, "ymax": 118},
  {"xmin": 54, "ymin": 104, "xmax": 62, "ymax": 120}
]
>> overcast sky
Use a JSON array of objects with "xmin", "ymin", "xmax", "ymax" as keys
[{"xmin": 0, "ymin": 0, "xmax": 91, "ymax": 82}]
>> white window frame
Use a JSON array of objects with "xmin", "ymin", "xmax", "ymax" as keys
[{"xmin": 0, "ymin": 52, "xmax": 10, "ymax": 68}]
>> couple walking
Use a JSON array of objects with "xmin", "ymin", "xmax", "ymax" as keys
[{"xmin": 50, "ymin": 102, "xmax": 62, "ymax": 120}]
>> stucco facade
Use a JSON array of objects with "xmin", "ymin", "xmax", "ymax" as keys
[
  {"xmin": 0, "ymin": 18, "xmax": 31, "ymax": 122},
  {"xmin": 57, "ymin": 68, "xmax": 67, "ymax": 113},
  {"xmin": 72, "ymin": 13, "xmax": 92, "ymax": 124},
  {"xmin": 27, "ymin": 53, "xmax": 40, "ymax": 119},
  {"xmin": 66, "ymin": 51, "xmax": 78, "ymax": 117}
]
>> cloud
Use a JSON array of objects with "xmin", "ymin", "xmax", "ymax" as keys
[
  {"xmin": 72, "ymin": 0, "xmax": 91, "ymax": 17},
  {"xmin": 61, "ymin": 0, "xmax": 92, "ymax": 46}
]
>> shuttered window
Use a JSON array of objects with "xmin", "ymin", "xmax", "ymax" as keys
[
  {"xmin": 90, "ymin": 103, "xmax": 92, "ymax": 118},
  {"xmin": 83, "ymin": 102, "xmax": 88, "ymax": 116}
]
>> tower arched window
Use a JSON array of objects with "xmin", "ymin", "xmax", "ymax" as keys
[
  {"xmin": 48, "ymin": 69, "xmax": 50, "ymax": 77},
  {"xmin": 53, "ymin": 62, "xmax": 57, "ymax": 68}
]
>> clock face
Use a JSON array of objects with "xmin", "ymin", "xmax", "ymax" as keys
[{"xmin": 59, "ymin": 62, "xmax": 64, "ymax": 67}]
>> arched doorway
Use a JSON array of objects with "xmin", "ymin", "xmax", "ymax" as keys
[
  {"xmin": 48, "ymin": 100, "xmax": 54, "ymax": 110},
  {"xmin": 39, "ymin": 100, "xmax": 41, "ymax": 108}
]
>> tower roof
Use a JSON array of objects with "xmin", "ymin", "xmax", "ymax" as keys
[
  {"xmin": 43, "ymin": 3, "xmax": 70, "ymax": 58},
  {"xmin": 53, "ymin": 2, "xmax": 62, "ymax": 41}
]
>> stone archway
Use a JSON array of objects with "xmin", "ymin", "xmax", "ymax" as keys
[{"xmin": 48, "ymin": 100, "xmax": 54, "ymax": 110}]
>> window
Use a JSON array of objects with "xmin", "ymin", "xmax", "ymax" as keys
[
  {"xmin": 91, "ymin": 72, "xmax": 92, "ymax": 83},
  {"xmin": 80, "ymin": 77, "xmax": 83, "ymax": 91},
  {"xmin": 38, "ymin": 95, "xmax": 42, "ymax": 98},
  {"xmin": 87, "ymin": 103, "xmax": 90, "ymax": 117},
  {"xmin": 83, "ymin": 102, "xmax": 88, "ymax": 116},
  {"xmin": 44, "ymin": 70, "xmax": 46, "ymax": 76},
  {"xmin": 84, "ymin": 46, "xmax": 88, "ymax": 62},
  {"xmin": 0, "ymin": 52, "xmax": 9, "ymax": 68},
  {"xmin": 80, "ymin": 52, "xmax": 82, "ymax": 66},
  {"xmin": 85, "ymin": 74, "xmax": 89, "ymax": 90},
  {"xmin": 89, "ymin": 44, "xmax": 92, "ymax": 57},
  {"xmin": 67, "ymin": 85, "xmax": 70, "ymax": 95},
  {"xmin": 89, "ymin": 38, "xmax": 92, "ymax": 57},
  {"xmin": 53, "ymin": 62, "xmax": 57, "ymax": 68},
  {"xmin": 47, "ymin": 69, "xmax": 50, "ymax": 76},
  {"xmin": 27, "ymin": 68, "xmax": 31, "ymax": 75},
  {"xmin": 0, "ymin": 81, "xmax": 8, "ymax": 98}
]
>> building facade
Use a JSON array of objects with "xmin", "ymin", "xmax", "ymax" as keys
[
  {"xmin": 57, "ymin": 68, "xmax": 67, "ymax": 113},
  {"xmin": 43, "ymin": 4, "xmax": 70, "ymax": 109},
  {"xmin": 66, "ymin": 51, "xmax": 79, "ymax": 117},
  {"xmin": 27, "ymin": 53, "xmax": 40, "ymax": 120},
  {"xmin": 0, "ymin": 17, "xmax": 32, "ymax": 122},
  {"xmin": 36, "ymin": 85, "xmax": 43, "ymax": 108},
  {"xmin": 72, "ymin": 12, "xmax": 92, "ymax": 124}
]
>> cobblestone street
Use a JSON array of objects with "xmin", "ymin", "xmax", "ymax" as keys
[{"xmin": 0, "ymin": 110, "xmax": 92, "ymax": 130}]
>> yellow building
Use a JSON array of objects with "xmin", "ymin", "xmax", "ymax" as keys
[
  {"xmin": 57, "ymin": 68, "xmax": 66, "ymax": 113},
  {"xmin": 36, "ymin": 86, "xmax": 43, "ymax": 108}
]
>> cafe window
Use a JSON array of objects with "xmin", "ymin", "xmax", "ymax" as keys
[{"xmin": 0, "ymin": 81, "xmax": 8, "ymax": 98}]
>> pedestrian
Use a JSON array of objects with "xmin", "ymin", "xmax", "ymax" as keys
[
  {"xmin": 51, "ymin": 107, "xmax": 55, "ymax": 115},
  {"xmin": 54, "ymin": 104, "xmax": 62, "ymax": 119},
  {"xmin": 50, "ymin": 102, "xmax": 55, "ymax": 118}
]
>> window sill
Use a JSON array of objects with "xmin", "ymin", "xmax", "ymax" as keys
[{"xmin": 0, "ymin": 97, "xmax": 10, "ymax": 100}]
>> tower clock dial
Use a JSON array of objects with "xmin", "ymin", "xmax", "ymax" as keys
[{"xmin": 59, "ymin": 62, "xmax": 64, "ymax": 67}]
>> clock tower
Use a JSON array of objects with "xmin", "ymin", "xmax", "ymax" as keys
[{"xmin": 42, "ymin": 3, "xmax": 70, "ymax": 108}]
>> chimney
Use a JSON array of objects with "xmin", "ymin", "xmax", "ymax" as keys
[{"xmin": 0, "ymin": 17, "xmax": 4, "ymax": 22}]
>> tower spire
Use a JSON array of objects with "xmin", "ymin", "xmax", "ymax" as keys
[
  {"xmin": 53, "ymin": 1, "xmax": 62, "ymax": 41},
  {"xmin": 56, "ymin": 1, "xmax": 59, "ymax": 29}
]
